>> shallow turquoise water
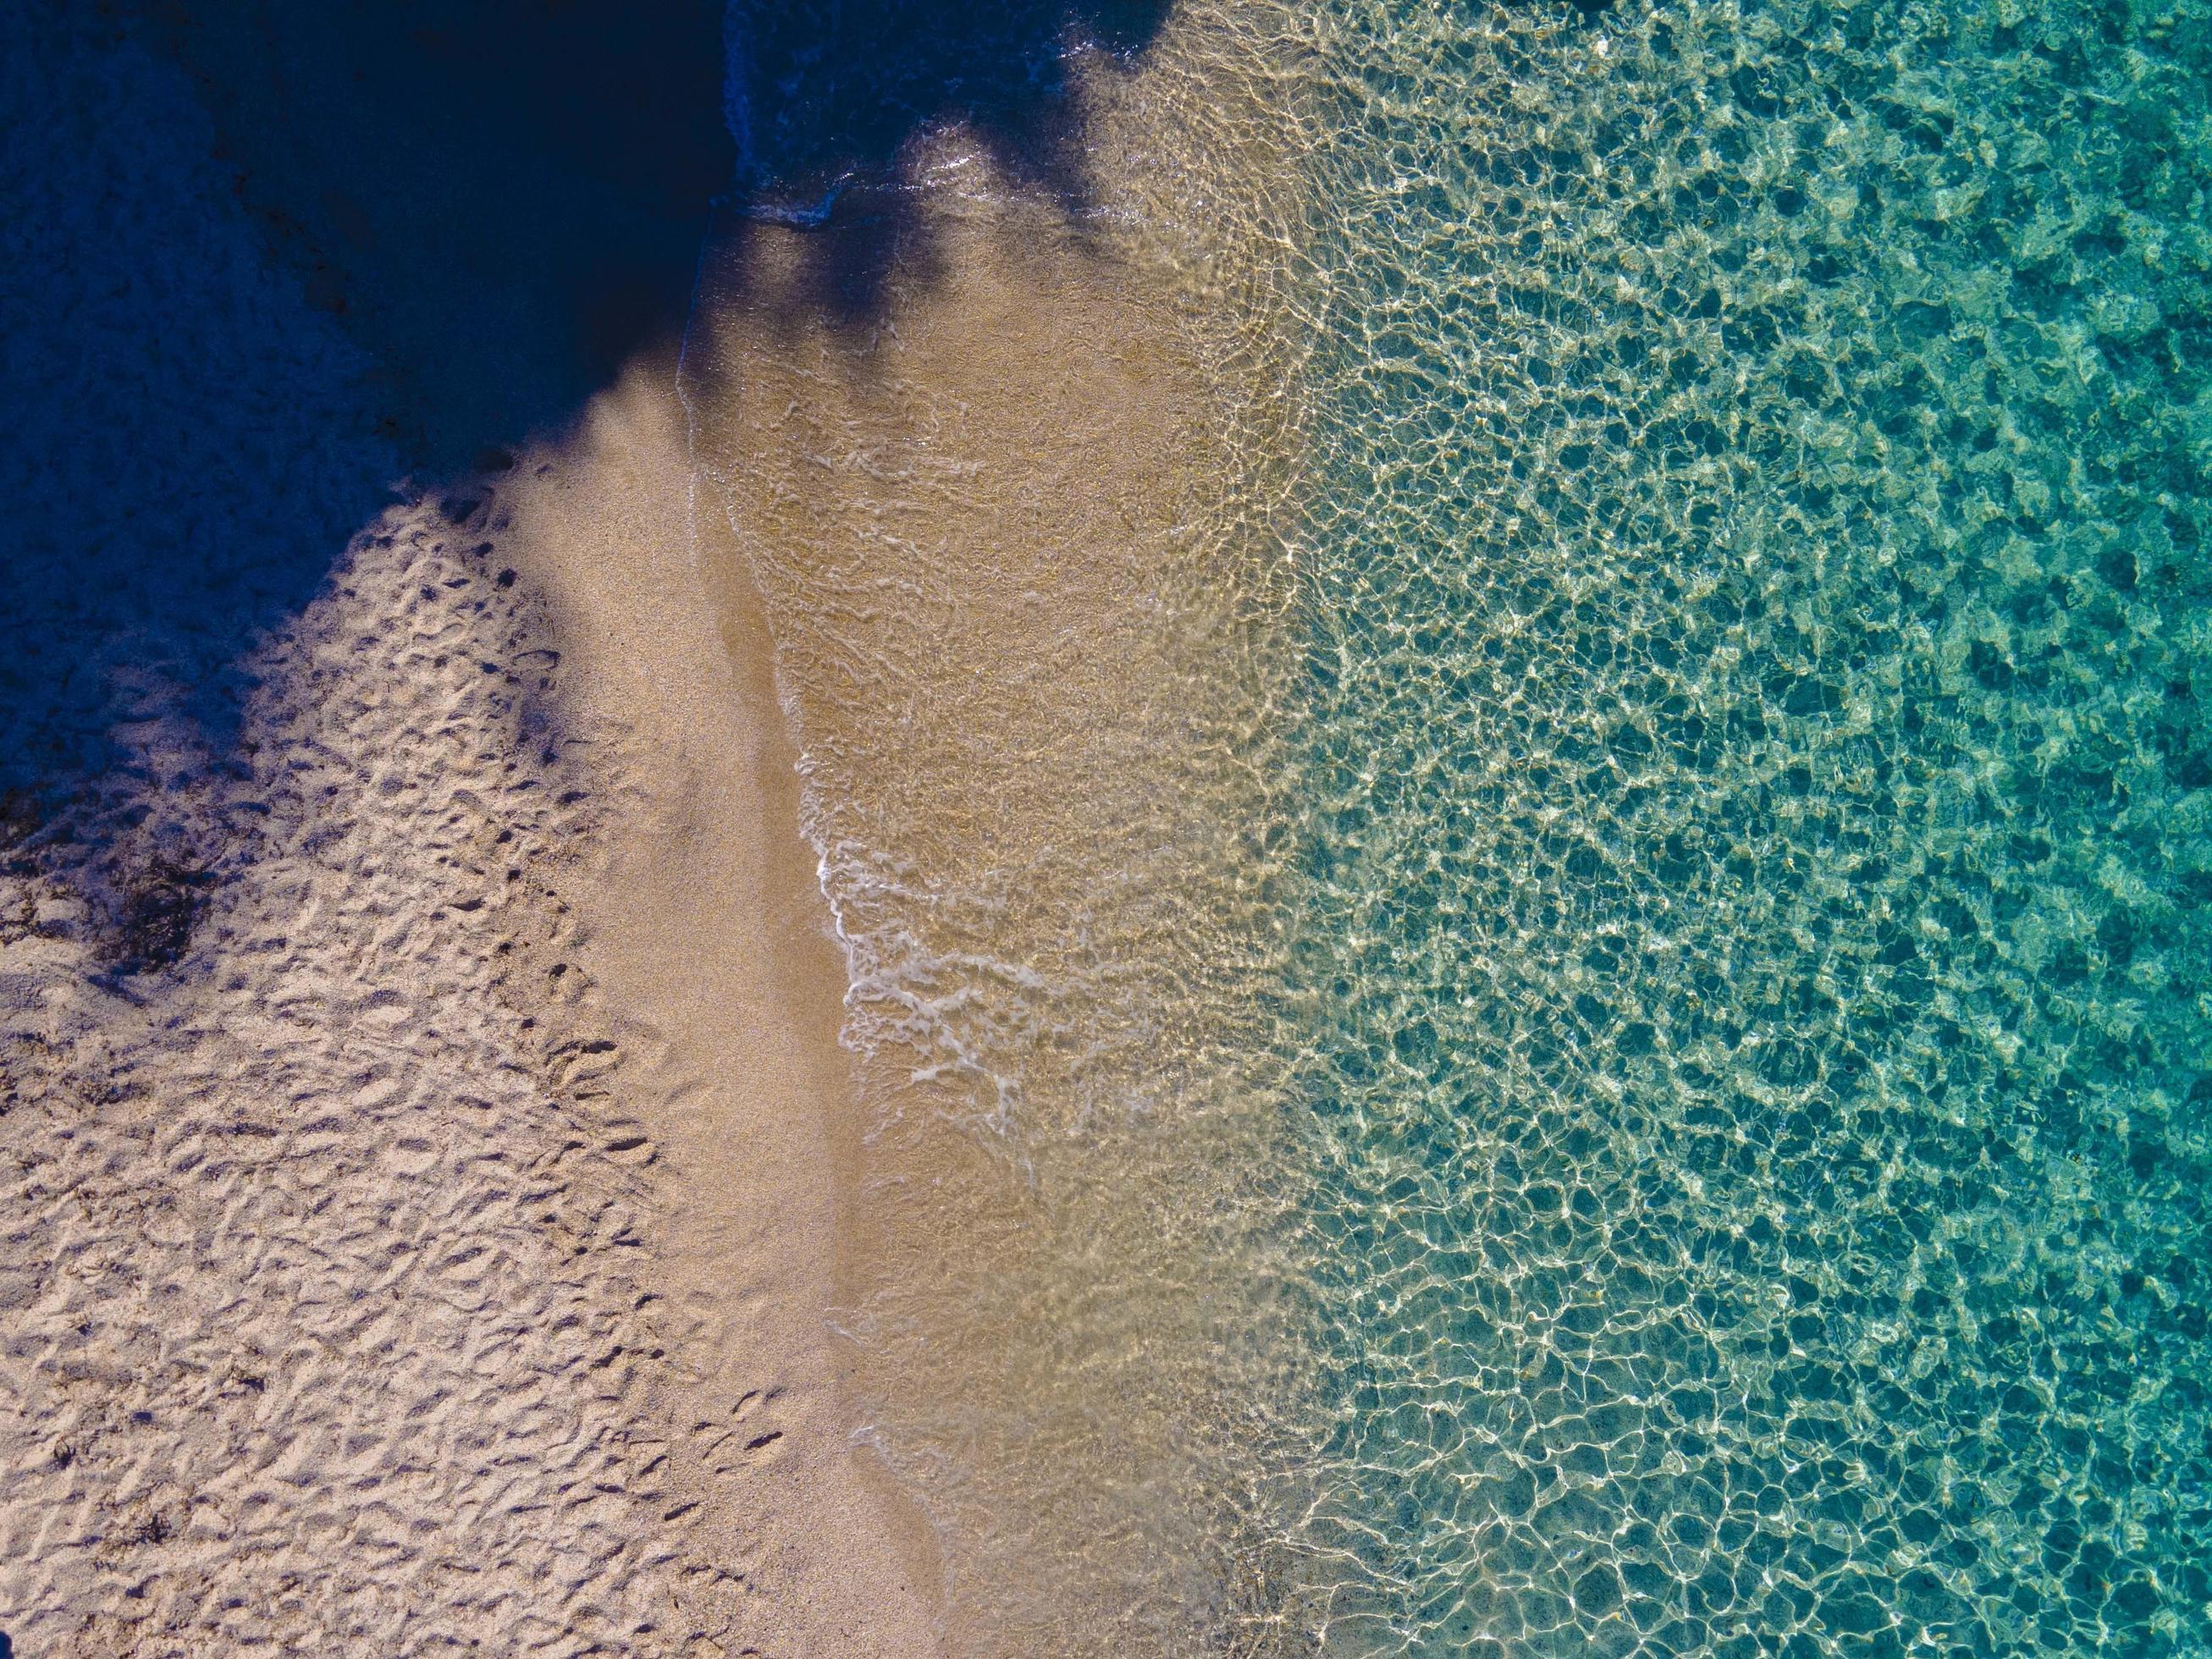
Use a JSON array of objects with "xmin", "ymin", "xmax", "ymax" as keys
[
  {"xmin": 692, "ymin": 1, "xmax": 2209, "ymax": 1646},
  {"xmin": 1269, "ymin": 0, "xmax": 2211, "ymax": 1651}
]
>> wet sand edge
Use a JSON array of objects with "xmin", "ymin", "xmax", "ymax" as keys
[{"xmin": 497, "ymin": 353, "xmax": 945, "ymax": 1656}]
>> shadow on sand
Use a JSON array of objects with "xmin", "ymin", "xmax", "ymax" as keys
[{"xmin": 2, "ymin": 0, "xmax": 1166, "ymax": 939}]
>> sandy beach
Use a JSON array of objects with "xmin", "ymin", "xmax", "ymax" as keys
[
  {"xmin": 489, "ymin": 359, "xmax": 944, "ymax": 1654},
  {"xmin": 0, "ymin": 12, "xmax": 936, "ymax": 1645},
  {"xmin": 2, "ymin": 24, "xmax": 1246, "ymax": 1656},
  {"xmin": 1, "ymin": 4, "xmax": 1310, "ymax": 1651},
  {"xmin": 0, "ymin": 372, "xmax": 937, "ymax": 1652}
]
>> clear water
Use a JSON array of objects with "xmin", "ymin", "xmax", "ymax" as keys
[
  {"xmin": 690, "ymin": 0, "xmax": 2211, "ymax": 1650},
  {"xmin": 1266, "ymin": 0, "xmax": 2212, "ymax": 1651}
]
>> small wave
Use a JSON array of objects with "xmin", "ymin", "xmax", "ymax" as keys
[{"xmin": 735, "ymin": 174, "xmax": 854, "ymax": 229}]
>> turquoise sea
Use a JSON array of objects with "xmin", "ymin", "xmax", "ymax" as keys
[{"xmin": 1266, "ymin": 0, "xmax": 2211, "ymax": 1650}]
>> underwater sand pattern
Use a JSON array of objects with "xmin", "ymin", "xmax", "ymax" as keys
[{"xmin": 1262, "ymin": 0, "xmax": 2212, "ymax": 1650}]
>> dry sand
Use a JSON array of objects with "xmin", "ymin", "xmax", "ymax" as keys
[{"xmin": 0, "ymin": 357, "xmax": 935, "ymax": 1655}]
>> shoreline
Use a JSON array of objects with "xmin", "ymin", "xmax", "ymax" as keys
[
  {"xmin": 676, "ymin": 69, "xmax": 1321, "ymax": 1640},
  {"xmin": 494, "ymin": 355, "xmax": 946, "ymax": 1654},
  {"xmin": 0, "ymin": 368, "xmax": 946, "ymax": 1654},
  {"xmin": 2, "ymin": 7, "xmax": 1318, "ymax": 1650}
]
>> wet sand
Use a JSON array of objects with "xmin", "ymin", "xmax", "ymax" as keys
[
  {"xmin": 493, "ymin": 358, "xmax": 945, "ymax": 1654},
  {"xmin": 680, "ymin": 96, "xmax": 1315, "ymax": 1647}
]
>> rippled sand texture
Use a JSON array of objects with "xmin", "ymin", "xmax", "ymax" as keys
[
  {"xmin": 679, "ymin": 16, "xmax": 1328, "ymax": 1650},
  {"xmin": 1265, "ymin": 0, "xmax": 2212, "ymax": 1651},
  {"xmin": 0, "ymin": 496, "xmax": 735, "ymax": 1653}
]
